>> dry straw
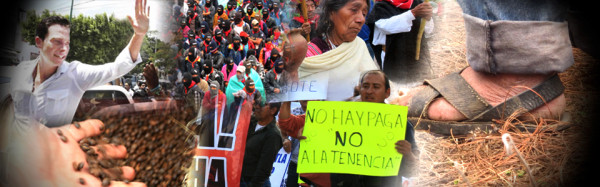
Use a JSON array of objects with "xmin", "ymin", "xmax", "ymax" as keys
[{"xmin": 408, "ymin": 0, "xmax": 596, "ymax": 186}]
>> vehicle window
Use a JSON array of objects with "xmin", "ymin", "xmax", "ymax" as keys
[{"xmin": 113, "ymin": 91, "xmax": 130, "ymax": 104}]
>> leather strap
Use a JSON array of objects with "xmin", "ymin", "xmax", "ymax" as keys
[
  {"xmin": 407, "ymin": 85, "xmax": 439, "ymax": 119},
  {"xmin": 470, "ymin": 74, "xmax": 564, "ymax": 121},
  {"xmin": 408, "ymin": 72, "xmax": 564, "ymax": 122},
  {"xmin": 426, "ymin": 72, "xmax": 492, "ymax": 119}
]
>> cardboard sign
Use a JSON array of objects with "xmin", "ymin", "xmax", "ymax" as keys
[
  {"xmin": 269, "ymin": 71, "xmax": 328, "ymax": 102},
  {"xmin": 297, "ymin": 101, "xmax": 408, "ymax": 176}
]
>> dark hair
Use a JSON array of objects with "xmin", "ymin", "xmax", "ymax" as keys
[
  {"xmin": 268, "ymin": 102, "xmax": 281, "ymax": 117},
  {"xmin": 296, "ymin": 0, "xmax": 317, "ymax": 11},
  {"xmin": 316, "ymin": 0, "xmax": 370, "ymax": 36},
  {"xmin": 247, "ymin": 48, "xmax": 256, "ymax": 58},
  {"xmin": 36, "ymin": 16, "xmax": 70, "ymax": 40},
  {"xmin": 182, "ymin": 72, "xmax": 193, "ymax": 81},
  {"xmin": 360, "ymin": 70, "xmax": 390, "ymax": 90}
]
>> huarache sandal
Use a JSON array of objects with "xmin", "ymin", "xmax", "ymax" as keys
[{"xmin": 407, "ymin": 69, "xmax": 569, "ymax": 136}]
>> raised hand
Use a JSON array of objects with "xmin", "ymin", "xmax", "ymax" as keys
[
  {"xmin": 128, "ymin": 0, "xmax": 151, "ymax": 36},
  {"xmin": 143, "ymin": 63, "xmax": 159, "ymax": 89}
]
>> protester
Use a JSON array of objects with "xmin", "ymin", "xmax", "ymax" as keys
[
  {"xmin": 269, "ymin": 0, "xmax": 284, "ymax": 26},
  {"xmin": 201, "ymin": 60, "xmax": 225, "ymax": 92},
  {"xmin": 258, "ymin": 38, "xmax": 274, "ymax": 64},
  {"xmin": 179, "ymin": 16, "xmax": 191, "ymax": 38},
  {"xmin": 226, "ymin": 60, "xmax": 266, "ymax": 106},
  {"xmin": 245, "ymin": 50, "xmax": 265, "ymax": 78},
  {"xmin": 213, "ymin": 5, "xmax": 229, "ymax": 28},
  {"xmin": 200, "ymin": 81, "xmax": 227, "ymax": 118},
  {"xmin": 249, "ymin": 19, "xmax": 266, "ymax": 49},
  {"xmin": 200, "ymin": 32, "xmax": 214, "ymax": 57},
  {"xmin": 239, "ymin": 31, "xmax": 255, "ymax": 55},
  {"xmin": 221, "ymin": 57, "xmax": 238, "ymax": 88},
  {"xmin": 289, "ymin": 0, "xmax": 319, "ymax": 40},
  {"xmin": 187, "ymin": 9, "xmax": 202, "ymax": 31},
  {"xmin": 232, "ymin": 78, "xmax": 262, "ymax": 106},
  {"xmin": 185, "ymin": 41, "xmax": 202, "ymax": 73},
  {"xmin": 283, "ymin": 100, "xmax": 307, "ymax": 187},
  {"xmin": 205, "ymin": 40, "xmax": 225, "ymax": 69},
  {"xmin": 226, "ymin": 0, "xmax": 239, "ymax": 18},
  {"xmin": 279, "ymin": 70, "xmax": 418, "ymax": 186},
  {"xmin": 213, "ymin": 29, "xmax": 228, "ymax": 53},
  {"xmin": 240, "ymin": 101, "xmax": 283, "ymax": 187},
  {"xmin": 263, "ymin": 46, "xmax": 280, "ymax": 72},
  {"xmin": 175, "ymin": 72, "xmax": 205, "ymax": 111},
  {"xmin": 227, "ymin": 35, "xmax": 245, "ymax": 64},
  {"xmin": 202, "ymin": 0, "xmax": 216, "ymax": 28},
  {"xmin": 366, "ymin": 0, "xmax": 434, "ymax": 85},
  {"xmin": 232, "ymin": 11, "xmax": 251, "ymax": 36},
  {"xmin": 284, "ymin": 0, "xmax": 379, "ymax": 101},
  {"xmin": 263, "ymin": 58, "xmax": 283, "ymax": 99}
]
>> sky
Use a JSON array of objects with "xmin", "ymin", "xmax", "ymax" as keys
[{"xmin": 21, "ymin": 0, "xmax": 173, "ymax": 41}]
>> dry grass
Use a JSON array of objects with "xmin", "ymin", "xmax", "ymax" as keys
[{"xmin": 404, "ymin": 0, "xmax": 600, "ymax": 186}]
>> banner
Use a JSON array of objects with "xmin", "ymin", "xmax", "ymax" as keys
[
  {"xmin": 188, "ymin": 97, "xmax": 253, "ymax": 187},
  {"xmin": 297, "ymin": 101, "xmax": 408, "ymax": 176}
]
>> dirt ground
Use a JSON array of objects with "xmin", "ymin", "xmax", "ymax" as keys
[{"xmin": 387, "ymin": 0, "xmax": 600, "ymax": 186}]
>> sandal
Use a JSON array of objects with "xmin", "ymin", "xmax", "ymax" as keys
[{"xmin": 407, "ymin": 69, "xmax": 568, "ymax": 135}]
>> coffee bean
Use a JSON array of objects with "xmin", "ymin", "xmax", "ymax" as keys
[
  {"xmin": 59, "ymin": 135, "xmax": 68, "ymax": 143},
  {"xmin": 76, "ymin": 110, "xmax": 196, "ymax": 186},
  {"xmin": 57, "ymin": 129, "xmax": 63, "ymax": 136},
  {"xmin": 89, "ymin": 168, "xmax": 101, "ymax": 177},
  {"xmin": 99, "ymin": 160, "xmax": 113, "ymax": 168},
  {"xmin": 72, "ymin": 162, "xmax": 78, "ymax": 171},
  {"xmin": 86, "ymin": 149, "xmax": 96, "ymax": 156},
  {"xmin": 73, "ymin": 161, "xmax": 84, "ymax": 171},
  {"xmin": 101, "ymin": 178, "xmax": 110, "ymax": 187},
  {"xmin": 100, "ymin": 137, "xmax": 110, "ymax": 144},
  {"xmin": 80, "ymin": 144, "xmax": 91, "ymax": 152},
  {"xmin": 97, "ymin": 146, "xmax": 107, "ymax": 156},
  {"xmin": 74, "ymin": 121, "xmax": 81, "ymax": 129},
  {"xmin": 79, "ymin": 178, "xmax": 85, "ymax": 185},
  {"xmin": 110, "ymin": 137, "xmax": 123, "ymax": 146}
]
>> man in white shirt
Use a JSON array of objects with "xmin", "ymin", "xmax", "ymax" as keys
[
  {"xmin": 9, "ymin": 0, "xmax": 150, "ymax": 128},
  {"xmin": 124, "ymin": 82, "xmax": 135, "ymax": 96},
  {"xmin": 366, "ymin": 0, "xmax": 433, "ymax": 86},
  {"xmin": 371, "ymin": 1, "xmax": 433, "ymax": 61}
]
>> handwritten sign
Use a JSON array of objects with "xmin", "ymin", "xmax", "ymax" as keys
[
  {"xmin": 297, "ymin": 101, "xmax": 408, "ymax": 176},
  {"xmin": 269, "ymin": 71, "xmax": 328, "ymax": 102}
]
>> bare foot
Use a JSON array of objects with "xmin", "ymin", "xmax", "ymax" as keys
[{"xmin": 391, "ymin": 67, "xmax": 566, "ymax": 121}]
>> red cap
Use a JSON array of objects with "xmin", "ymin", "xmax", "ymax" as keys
[{"xmin": 239, "ymin": 31, "xmax": 249, "ymax": 37}]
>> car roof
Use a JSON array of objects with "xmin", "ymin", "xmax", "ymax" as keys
[{"xmin": 86, "ymin": 85, "xmax": 134, "ymax": 103}]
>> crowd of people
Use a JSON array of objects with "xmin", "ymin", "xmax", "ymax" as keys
[{"xmin": 161, "ymin": 0, "xmax": 303, "ymax": 106}]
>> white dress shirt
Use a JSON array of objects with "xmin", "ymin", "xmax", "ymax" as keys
[
  {"xmin": 9, "ymin": 48, "xmax": 142, "ymax": 129},
  {"xmin": 372, "ymin": 10, "xmax": 434, "ymax": 46}
]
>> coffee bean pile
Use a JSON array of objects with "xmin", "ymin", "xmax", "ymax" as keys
[
  {"xmin": 79, "ymin": 108, "xmax": 200, "ymax": 186},
  {"xmin": 79, "ymin": 136, "xmax": 128, "ymax": 186}
]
